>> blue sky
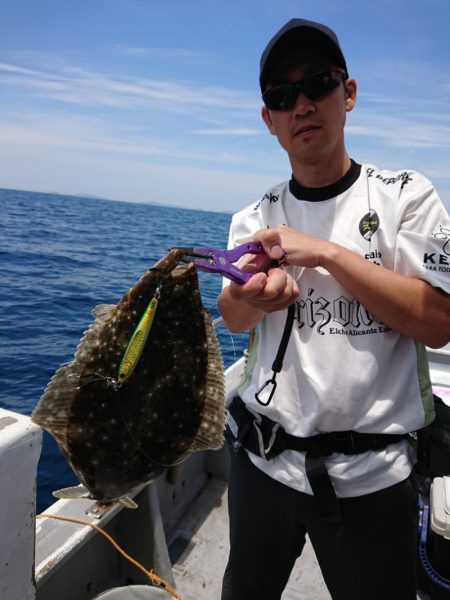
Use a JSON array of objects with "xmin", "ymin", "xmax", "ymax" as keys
[{"xmin": 1, "ymin": 0, "xmax": 450, "ymax": 213}]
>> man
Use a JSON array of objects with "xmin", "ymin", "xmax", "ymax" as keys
[{"xmin": 218, "ymin": 18, "xmax": 450, "ymax": 600}]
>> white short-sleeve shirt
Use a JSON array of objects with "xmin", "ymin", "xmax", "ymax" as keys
[{"xmin": 225, "ymin": 161, "xmax": 450, "ymax": 497}]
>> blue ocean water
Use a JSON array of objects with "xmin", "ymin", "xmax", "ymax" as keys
[{"xmin": 0, "ymin": 188, "xmax": 248, "ymax": 512}]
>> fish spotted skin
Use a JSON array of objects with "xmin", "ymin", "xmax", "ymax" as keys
[{"xmin": 32, "ymin": 249, "xmax": 225, "ymax": 503}]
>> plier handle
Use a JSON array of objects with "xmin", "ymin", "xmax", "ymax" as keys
[{"xmin": 173, "ymin": 241, "xmax": 286, "ymax": 284}]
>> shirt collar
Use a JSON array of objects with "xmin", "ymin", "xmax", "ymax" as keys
[{"xmin": 289, "ymin": 160, "xmax": 361, "ymax": 201}]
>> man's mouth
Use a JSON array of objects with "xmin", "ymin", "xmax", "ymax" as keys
[{"xmin": 294, "ymin": 124, "xmax": 320, "ymax": 137}]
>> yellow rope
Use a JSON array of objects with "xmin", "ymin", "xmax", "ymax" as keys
[{"xmin": 36, "ymin": 513, "xmax": 181, "ymax": 600}]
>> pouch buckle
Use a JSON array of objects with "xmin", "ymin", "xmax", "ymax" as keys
[{"xmin": 253, "ymin": 418, "xmax": 281, "ymax": 460}]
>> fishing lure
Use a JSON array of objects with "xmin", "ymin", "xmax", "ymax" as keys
[{"xmin": 117, "ymin": 283, "xmax": 162, "ymax": 386}]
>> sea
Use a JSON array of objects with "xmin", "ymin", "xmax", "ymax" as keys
[{"xmin": 0, "ymin": 188, "xmax": 248, "ymax": 513}]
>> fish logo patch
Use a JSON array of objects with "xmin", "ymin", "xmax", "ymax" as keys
[
  {"xmin": 432, "ymin": 226, "xmax": 450, "ymax": 256},
  {"xmin": 359, "ymin": 210, "xmax": 380, "ymax": 241}
]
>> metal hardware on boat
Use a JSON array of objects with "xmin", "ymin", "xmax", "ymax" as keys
[{"xmin": 212, "ymin": 316, "xmax": 224, "ymax": 329}]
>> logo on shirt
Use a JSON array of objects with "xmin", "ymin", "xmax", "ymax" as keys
[
  {"xmin": 359, "ymin": 210, "xmax": 380, "ymax": 241},
  {"xmin": 366, "ymin": 168, "xmax": 413, "ymax": 188},
  {"xmin": 254, "ymin": 192, "xmax": 279, "ymax": 210},
  {"xmin": 432, "ymin": 226, "xmax": 450, "ymax": 256},
  {"xmin": 293, "ymin": 288, "xmax": 389, "ymax": 336},
  {"xmin": 423, "ymin": 226, "xmax": 450, "ymax": 272}
]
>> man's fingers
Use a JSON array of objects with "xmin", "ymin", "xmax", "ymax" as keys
[
  {"xmin": 253, "ymin": 229, "xmax": 285, "ymax": 260},
  {"xmin": 236, "ymin": 252, "xmax": 273, "ymax": 274},
  {"xmin": 228, "ymin": 272, "xmax": 267, "ymax": 300},
  {"xmin": 229, "ymin": 269, "xmax": 298, "ymax": 313}
]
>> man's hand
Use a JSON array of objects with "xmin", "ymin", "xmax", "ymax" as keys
[
  {"xmin": 217, "ymin": 242, "xmax": 299, "ymax": 332},
  {"xmin": 228, "ymin": 267, "xmax": 299, "ymax": 313},
  {"xmin": 254, "ymin": 224, "xmax": 329, "ymax": 269}
]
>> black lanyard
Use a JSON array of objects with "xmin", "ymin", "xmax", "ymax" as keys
[{"xmin": 254, "ymin": 303, "xmax": 296, "ymax": 406}]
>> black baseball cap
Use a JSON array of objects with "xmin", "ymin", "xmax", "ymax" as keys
[{"xmin": 259, "ymin": 18, "xmax": 348, "ymax": 91}]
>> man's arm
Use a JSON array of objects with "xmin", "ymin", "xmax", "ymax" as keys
[
  {"xmin": 321, "ymin": 242, "xmax": 450, "ymax": 348},
  {"xmin": 253, "ymin": 226, "xmax": 450, "ymax": 349}
]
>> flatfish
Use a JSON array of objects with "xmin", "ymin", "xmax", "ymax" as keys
[{"xmin": 32, "ymin": 249, "xmax": 225, "ymax": 505}]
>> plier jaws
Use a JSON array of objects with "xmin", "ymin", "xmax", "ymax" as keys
[{"xmin": 173, "ymin": 241, "xmax": 286, "ymax": 284}]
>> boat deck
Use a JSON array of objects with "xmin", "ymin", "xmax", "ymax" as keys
[
  {"xmin": 169, "ymin": 476, "xmax": 331, "ymax": 600},
  {"xmin": 168, "ymin": 475, "xmax": 431, "ymax": 600}
]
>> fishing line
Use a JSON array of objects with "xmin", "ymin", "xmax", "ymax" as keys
[
  {"xmin": 77, "ymin": 373, "xmax": 120, "ymax": 391},
  {"xmin": 36, "ymin": 513, "xmax": 181, "ymax": 599},
  {"xmin": 224, "ymin": 326, "xmax": 238, "ymax": 363},
  {"xmin": 294, "ymin": 266, "xmax": 305, "ymax": 283}
]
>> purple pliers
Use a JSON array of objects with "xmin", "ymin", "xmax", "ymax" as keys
[{"xmin": 174, "ymin": 241, "xmax": 287, "ymax": 284}]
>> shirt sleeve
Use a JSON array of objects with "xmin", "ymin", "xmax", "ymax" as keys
[{"xmin": 395, "ymin": 179, "xmax": 450, "ymax": 294}]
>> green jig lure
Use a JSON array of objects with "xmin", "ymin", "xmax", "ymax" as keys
[{"xmin": 117, "ymin": 284, "xmax": 161, "ymax": 386}]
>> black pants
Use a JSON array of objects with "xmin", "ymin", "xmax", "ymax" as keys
[{"xmin": 221, "ymin": 449, "xmax": 418, "ymax": 600}]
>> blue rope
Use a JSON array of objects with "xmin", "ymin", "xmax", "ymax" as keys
[{"xmin": 418, "ymin": 500, "xmax": 450, "ymax": 591}]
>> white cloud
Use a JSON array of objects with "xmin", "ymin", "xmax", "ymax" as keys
[
  {"xmin": 0, "ymin": 109, "xmax": 266, "ymax": 167},
  {"xmin": 112, "ymin": 44, "xmax": 209, "ymax": 63},
  {"xmin": 1, "ymin": 51, "xmax": 449, "ymax": 212},
  {"xmin": 191, "ymin": 127, "xmax": 262, "ymax": 136},
  {"xmin": 0, "ymin": 58, "xmax": 258, "ymax": 113},
  {"xmin": 347, "ymin": 108, "xmax": 450, "ymax": 150}
]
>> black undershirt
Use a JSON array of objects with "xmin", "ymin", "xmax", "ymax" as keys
[{"xmin": 289, "ymin": 159, "xmax": 361, "ymax": 202}]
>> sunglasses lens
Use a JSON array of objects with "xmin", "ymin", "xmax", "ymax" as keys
[
  {"xmin": 304, "ymin": 71, "xmax": 341, "ymax": 100},
  {"xmin": 263, "ymin": 84, "xmax": 296, "ymax": 111},
  {"xmin": 263, "ymin": 69, "xmax": 344, "ymax": 111}
]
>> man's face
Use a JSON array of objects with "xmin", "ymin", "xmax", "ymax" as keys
[{"xmin": 261, "ymin": 48, "xmax": 356, "ymax": 170}]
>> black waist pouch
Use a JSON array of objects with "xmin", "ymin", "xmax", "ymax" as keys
[{"xmin": 417, "ymin": 394, "xmax": 450, "ymax": 477}]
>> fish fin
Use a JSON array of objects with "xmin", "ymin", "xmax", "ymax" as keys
[
  {"xmin": 31, "ymin": 301, "xmax": 119, "ymax": 442},
  {"xmin": 53, "ymin": 484, "xmax": 92, "ymax": 500},
  {"xmin": 91, "ymin": 303, "xmax": 116, "ymax": 321},
  {"xmin": 189, "ymin": 310, "xmax": 226, "ymax": 452},
  {"xmin": 53, "ymin": 485, "xmax": 137, "ymax": 510},
  {"xmin": 118, "ymin": 497, "xmax": 138, "ymax": 509},
  {"xmin": 31, "ymin": 362, "xmax": 83, "ymax": 450}
]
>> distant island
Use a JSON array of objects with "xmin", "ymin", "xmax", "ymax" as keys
[{"xmin": 0, "ymin": 187, "xmax": 231, "ymax": 214}]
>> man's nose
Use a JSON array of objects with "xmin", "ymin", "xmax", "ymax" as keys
[{"xmin": 292, "ymin": 91, "xmax": 315, "ymax": 115}]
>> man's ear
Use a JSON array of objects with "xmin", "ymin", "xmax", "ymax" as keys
[
  {"xmin": 262, "ymin": 106, "xmax": 276, "ymax": 133},
  {"xmin": 345, "ymin": 78, "xmax": 357, "ymax": 112}
]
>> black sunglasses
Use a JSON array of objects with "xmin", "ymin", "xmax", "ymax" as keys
[{"xmin": 262, "ymin": 67, "xmax": 347, "ymax": 111}]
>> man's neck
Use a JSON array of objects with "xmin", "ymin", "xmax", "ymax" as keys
[{"xmin": 291, "ymin": 154, "xmax": 352, "ymax": 188}]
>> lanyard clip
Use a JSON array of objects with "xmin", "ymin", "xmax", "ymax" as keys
[{"xmin": 255, "ymin": 376, "xmax": 277, "ymax": 406}]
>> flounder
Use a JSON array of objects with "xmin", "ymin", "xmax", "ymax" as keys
[{"xmin": 32, "ymin": 249, "xmax": 225, "ymax": 505}]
